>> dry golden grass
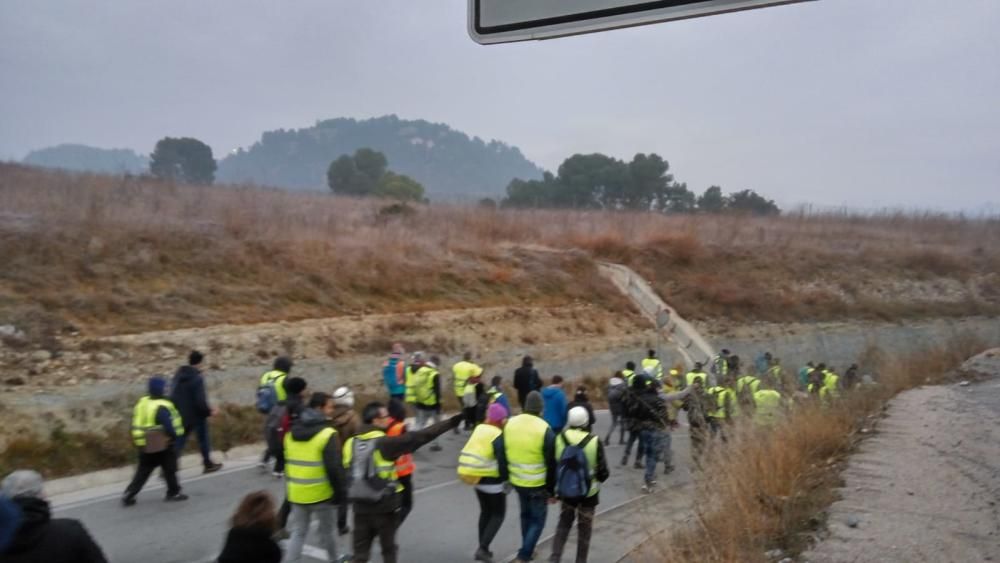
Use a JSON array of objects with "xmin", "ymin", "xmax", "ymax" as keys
[
  {"xmin": 639, "ymin": 335, "xmax": 986, "ymax": 563},
  {"xmin": 2, "ymin": 163, "xmax": 998, "ymax": 343}
]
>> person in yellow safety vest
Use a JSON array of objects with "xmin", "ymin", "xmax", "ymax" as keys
[
  {"xmin": 685, "ymin": 362, "xmax": 709, "ymax": 389},
  {"xmin": 820, "ymin": 367, "xmax": 840, "ymax": 402},
  {"xmin": 549, "ymin": 406, "xmax": 611, "ymax": 563},
  {"xmin": 403, "ymin": 351, "xmax": 425, "ymax": 404},
  {"xmin": 283, "ymin": 396, "xmax": 347, "ymax": 563},
  {"xmin": 622, "ymin": 361, "xmax": 638, "ymax": 387},
  {"xmin": 344, "ymin": 402, "xmax": 461, "ymax": 563},
  {"xmin": 123, "ymin": 376, "xmax": 187, "ymax": 506},
  {"xmin": 711, "ymin": 349, "xmax": 731, "ymax": 380},
  {"xmin": 707, "ymin": 381, "xmax": 737, "ymax": 440},
  {"xmin": 259, "ymin": 356, "xmax": 293, "ymax": 472},
  {"xmin": 408, "ymin": 355, "xmax": 444, "ymax": 452},
  {"xmin": 766, "ymin": 358, "xmax": 784, "ymax": 390},
  {"xmin": 503, "ymin": 391, "xmax": 558, "ymax": 563},
  {"xmin": 753, "ymin": 385, "xmax": 784, "ymax": 427},
  {"xmin": 807, "ymin": 363, "xmax": 827, "ymax": 396},
  {"xmin": 458, "ymin": 403, "xmax": 510, "ymax": 562},
  {"xmin": 453, "ymin": 353, "xmax": 484, "ymax": 432},
  {"xmin": 641, "ymin": 349, "xmax": 664, "ymax": 381}
]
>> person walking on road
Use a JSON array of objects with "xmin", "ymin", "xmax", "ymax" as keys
[
  {"xmin": 330, "ymin": 387, "xmax": 359, "ymax": 439},
  {"xmin": 458, "ymin": 403, "xmax": 510, "ymax": 563},
  {"xmin": 217, "ymin": 490, "xmax": 282, "ymax": 563},
  {"xmin": 604, "ymin": 373, "xmax": 627, "ymax": 446},
  {"xmin": 542, "ymin": 376, "xmax": 569, "ymax": 433},
  {"xmin": 343, "ymin": 402, "xmax": 462, "ymax": 563},
  {"xmin": 641, "ymin": 349, "xmax": 664, "ymax": 381},
  {"xmin": 2, "ymin": 470, "xmax": 107, "ymax": 563},
  {"xmin": 382, "ymin": 343, "xmax": 407, "ymax": 401},
  {"xmin": 486, "ymin": 375, "xmax": 511, "ymax": 416},
  {"xmin": 567, "ymin": 387, "xmax": 596, "ymax": 433},
  {"xmin": 513, "ymin": 356, "xmax": 542, "ymax": 411},
  {"xmin": 284, "ymin": 398, "xmax": 347, "ymax": 563},
  {"xmin": 628, "ymin": 378, "xmax": 690, "ymax": 491},
  {"xmin": 453, "ymin": 351, "xmax": 483, "ymax": 427},
  {"xmin": 503, "ymin": 390, "xmax": 557, "ymax": 563},
  {"xmin": 258, "ymin": 356, "xmax": 293, "ymax": 470},
  {"xmin": 123, "ymin": 376, "xmax": 187, "ymax": 505},
  {"xmin": 386, "ymin": 398, "xmax": 416, "ymax": 526},
  {"xmin": 170, "ymin": 350, "xmax": 223, "ymax": 473},
  {"xmin": 264, "ymin": 376, "xmax": 308, "ymax": 479},
  {"xmin": 406, "ymin": 355, "xmax": 445, "ymax": 452},
  {"xmin": 549, "ymin": 406, "xmax": 610, "ymax": 563}
]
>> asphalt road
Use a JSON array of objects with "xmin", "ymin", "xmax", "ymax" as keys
[{"xmin": 52, "ymin": 411, "xmax": 694, "ymax": 563}]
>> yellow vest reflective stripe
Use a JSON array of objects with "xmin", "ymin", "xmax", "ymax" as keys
[
  {"xmin": 641, "ymin": 358, "xmax": 663, "ymax": 380},
  {"xmin": 259, "ymin": 370, "xmax": 288, "ymax": 402},
  {"xmin": 458, "ymin": 424, "xmax": 502, "ymax": 478},
  {"xmin": 504, "ymin": 414, "xmax": 549, "ymax": 488},
  {"xmin": 753, "ymin": 389, "xmax": 782, "ymax": 426},
  {"xmin": 685, "ymin": 371, "xmax": 707, "ymax": 387},
  {"xmin": 284, "ymin": 427, "xmax": 336, "ymax": 504},
  {"xmin": 342, "ymin": 430, "xmax": 403, "ymax": 493},
  {"xmin": 131, "ymin": 396, "xmax": 184, "ymax": 447},
  {"xmin": 409, "ymin": 366, "xmax": 438, "ymax": 406},
  {"xmin": 452, "ymin": 361, "xmax": 482, "ymax": 396},
  {"xmin": 714, "ymin": 356, "xmax": 729, "ymax": 375},
  {"xmin": 555, "ymin": 428, "xmax": 600, "ymax": 497},
  {"xmin": 709, "ymin": 386, "xmax": 736, "ymax": 419},
  {"xmin": 736, "ymin": 376, "xmax": 760, "ymax": 394}
]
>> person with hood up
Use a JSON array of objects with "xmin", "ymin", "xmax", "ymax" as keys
[
  {"xmin": 566, "ymin": 386, "xmax": 596, "ymax": 433},
  {"xmin": 513, "ymin": 356, "xmax": 542, "ymax": 411},
  {"xmin": 330, "ymin": 387, "xmax": 359, "ymax": 439},
  {"xmin": 503, "ymin": 390, "xmax": 557, "ymax": 563},
  {"xmin": 170, "ymin": 350, "xmax": 223, "ymax": 473},
  {"xmin": 2, "ymin": 470, "xmax": 107, "ymax": 563},
  {"xmin": 382, "ymin": 343, "xmax": 407, "ymax": 401},
  {"xmin": 283, "ymin": 396, "xmax": 348, "ymax": 563},
  {"xmin": 343, "ymin": 402, "xmax": 462, "ymax": 563},
  {"xmin": 542, "ymin": 375, "xmax": 569, "ymax": 433},
  {"xmin": 386, "ymin": 398, "xmax": 416, "ymax": 526},
  {"xmin": 123, "ymin": 375, "xmax": 187, "ymax": 506},
  {"xmin": 604, "ymin": 373, "xmax": 627, "ymax": 445}
]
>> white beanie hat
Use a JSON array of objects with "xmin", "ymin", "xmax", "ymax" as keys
[
  {"xmin": 332, "ymin": 386, "xmax": 354, "ymax": 407},
  {"xmin": 2, "ymin": 470, "xmax": 44, "ymax": 499},
  {"xmin": 567, "ymin": 406, "xmax": 589, "ymax": 429}
]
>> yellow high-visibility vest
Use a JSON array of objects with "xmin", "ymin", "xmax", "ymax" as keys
[
  {"xmin": 131, "ymin": 396, "xmax": 184, "ymax": 447},
  {"xmin": 753, "ymin": 389, "xmax": 782, "ymax": 426},
  {"xmin": 622, "ymin": 369, "xmax": 636, "ymax": 386},
  {"xmin": 708, "ymin": 386, "xmax": 737, "ymax": 419},
  {"xmin": 504, "ymin": 414, "xmax": 549, "ymax": 488},
  {"xmin": 408, "ymin": 366, "xmax": 439, "ymax": 407},
  {"xmin": 284, "ymin": 427, "xmax": 336, "ymax": 504},
  {"xmin": 259, "ymin": 370, "xmax": 288, "ymax": 402},
  {"xmin": 555, "ymin": 428, "xmax": 601, "ymax": 497},
  {"xmin": 736, "ymin": 375, "xmax": 760, "ymax": 395},
  {"xmin": 641, "ymin": 358, "xmax": 663, "ymax": 381},
  {"xmin": 458, "ymin": 424, "xmax": 502, "ymax": 480},
  {"xmin": 685, "ymin": 371, "xmax": 707, "ymax": 388},
  {"xmin": 342, "ymin": 430, "xmax": 404, "ymax": 493},
  {"xmin": 452, "ymin": 361, "xmax": 482, "ymax": 396}
]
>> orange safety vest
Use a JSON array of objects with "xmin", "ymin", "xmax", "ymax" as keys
[{"xmin": 387, "ymin": 420, "xmax": 414, "ymax": 477}]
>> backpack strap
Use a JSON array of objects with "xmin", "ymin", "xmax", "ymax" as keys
[{"xmin": 578, "ymin": 433, "xmax": 596, "ymax": 449}]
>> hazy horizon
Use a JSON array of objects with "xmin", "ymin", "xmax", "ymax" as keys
[{"xmin": 2, "ymin": 0, "xmax": 998, "ymax": 212}]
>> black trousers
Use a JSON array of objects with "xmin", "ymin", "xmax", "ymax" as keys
[
  {"xmin": 551, "ymin": 496, "xmax": 598, "ymax": 563},
  {"xmin": 353, "ymin": 510, "xmax": 399, "ymax": 563},
  {"xmin": 398, "ymin": 474, "xmax": 413, "ymax": 525},
  {"xmin": 125, "ymin": 449, "xmax": 180, "ymax": 498},
  {"xmin": 475, "ymin": 489, "xmax": 506, "ymax": 552}
]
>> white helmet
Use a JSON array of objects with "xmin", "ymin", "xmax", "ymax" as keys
[
  {"xmin": 567, "ymin": 406, "xmax": 589, "ymax": 428},
  {"xmin": 332, "ymin": 386, "xmax": 354, "ymax": 407}
]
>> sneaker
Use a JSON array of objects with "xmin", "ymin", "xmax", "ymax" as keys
[
  {"xmin": 429, "ymin": 443, "xmax": 442, "ymax": 452},
  {"xmin": 474, "ymin": 547, "xmax": 494, "ymax": 562},
  {"xmin": 641, "ymin": 481, "xmax": 657, "ymax": 493},
  {"xmin": 272, "ymin": 471, "xmax": 284, "ymax": 479},
  {"xmin": 203, "ymin": 462, "xmax": 223, "ymax": 474},
  {"xmin": 121, "ymin": 494, "xmax": 136, "ymax": 507},
  {"xmin": 165, "ymin": 493, "xmax": 189, "ymax": 502},
  {"xmin": 633, "ymin": 460, "xmax": 643, "ymax": 470}
]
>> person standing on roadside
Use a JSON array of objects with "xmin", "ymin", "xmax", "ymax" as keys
[
  {"xmin": 513, "ymin": 356, "xmax": 542, "ymax": 411},
  {"xmin": 503, "ymin": 391, "xmax": 557, "ymax": 563},
  {"xmin": 170, "ymin": 350, "xmax": 223, "ymax": 473},
  {"xmin": 123, "ymin": 376, "xmax": 187, "ymax": 506},
  {"xmin": 458, "ymin": 403, "xmax": 510, "ymax": 563},
  {"xmin": 382, "ymin": 343, "xmax": 407, "ymax": 402}
]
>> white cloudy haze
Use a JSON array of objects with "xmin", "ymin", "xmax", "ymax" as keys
[{"xmin": 1, "ymin": 0, "xmax": 998, "ymax": 211}]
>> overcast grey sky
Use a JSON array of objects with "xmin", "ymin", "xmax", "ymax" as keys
[{"xmin": 2, "ymin": 0, "xmax": 998, "ymax": 211}]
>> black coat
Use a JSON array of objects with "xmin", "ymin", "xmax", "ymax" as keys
[
  {"xmin": 170, "ymin": 365, "xmax": 211, "ymax": 426},
  {"xmin": 4, "ymin": 497, "xmax": 107, "ymax": 563},
  {"xmin": 217, "ymin": 526, "xmax": 282, "ymax": 563},
  {"xmin": 513, "ymin": 366, "xmax": 541, "ymax": 394}
]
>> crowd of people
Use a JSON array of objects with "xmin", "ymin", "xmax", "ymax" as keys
[{"xmin": 0, "ymin": 344, "xmax": 863, "ymax": 563}]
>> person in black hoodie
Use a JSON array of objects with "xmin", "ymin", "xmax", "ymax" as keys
[
  {"xmin": 567, "ymin": 386, "xmax": 597, "ymax": 432},
  {"xmin": 513, "ymin": 356, "xmax": 542, "ymax": 411},
  {"xmin": 217, "ymin": 490, "xmax": 282, "ymax": 563},
  {"xmin": 2, "ymin": 470, "xmax": 107, "ymax": 563},
  {"xmin": 171, "ymin": 350, "xmax": 223, "ymax": 473}
]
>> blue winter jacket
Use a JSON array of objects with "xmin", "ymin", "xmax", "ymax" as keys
[{"xmin": 541, "ymin": 387, "xmax": 568, "ymax": 432}]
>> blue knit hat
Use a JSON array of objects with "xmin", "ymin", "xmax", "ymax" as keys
[{"xmin": 148, "ymin": 376, "xmax": 167, "ymax": 397}]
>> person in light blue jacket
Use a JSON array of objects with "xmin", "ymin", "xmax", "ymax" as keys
[{"xmin": 541, "ymin": 375, "xmax": 568, "ymax": 432}]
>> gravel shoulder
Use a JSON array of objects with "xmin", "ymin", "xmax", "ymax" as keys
[{"xmin": 805, "ymin": 351, "xmax": 1000, "ymax": 563}]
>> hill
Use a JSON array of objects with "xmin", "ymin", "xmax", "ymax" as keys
[
  {"xmin": 22, "ymin": 144, "xmax": 148, "ymax": 175},
  {"xmin": 217, "ymin": 115, "xmax": 544, "ymax": 199}
]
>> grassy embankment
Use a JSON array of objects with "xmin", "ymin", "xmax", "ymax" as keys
[{"xmin": 635, "ymin": 335, "xmax": 988, "ymax": 562}]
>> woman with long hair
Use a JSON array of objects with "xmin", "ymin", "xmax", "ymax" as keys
[{"xmin": 217, "ymin": 490, "xmax": 282, "ymax": 563}]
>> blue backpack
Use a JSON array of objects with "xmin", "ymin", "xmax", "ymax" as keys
[
  {"xmin": 555, "ymin": 432, "xmax": 594, "ymax": 501},
  {"xmin": 256, "ymin": 382, "xmax": 278, "ymax": 414}
]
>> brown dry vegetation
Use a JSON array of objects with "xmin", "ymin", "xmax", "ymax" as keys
[
  {"xmin": 2, "ymin": 163, "xmax": 999, "ymax": 346},
  {"xmin": 637, "ymin": 335, "xmax": 986, "ymax": 563}
]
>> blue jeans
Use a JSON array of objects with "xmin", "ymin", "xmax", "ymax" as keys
[
  {"xmin": 174, "ymin": 418, "xmax": 212, "ymax": 466},
  {"xmin": 639, "ymin": 429, "xmax": 662, "ymax": 484},
  {"xmin": 516, "ymin": 487, "xmax": 548, "ymax": 561}
]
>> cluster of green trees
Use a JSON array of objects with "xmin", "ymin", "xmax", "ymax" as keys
[
  {"xmin": 327, "ymin": 148, "xmax": 426, "ymax": 202},
  {"xmin": 149, "ymin": 137, "xmax": 217, "ymax": 185},
  {"xmin": 503, "ymin": 152, "xmax": 780, "ymax": 215}
]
